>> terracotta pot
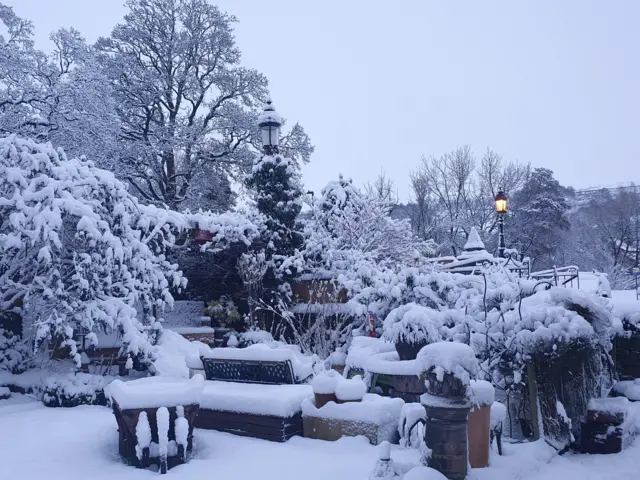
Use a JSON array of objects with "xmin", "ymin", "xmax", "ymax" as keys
[
  {"xmin": 395, "ymin": 340, "xmax": 428, "ymax": 361},
  {"xmin": 314, "ymin": 392, "xmax": 337, "ymax": 409},
  {"xmin": 335, "ymin": 398, "xmax": 360, "ymax": 404},
  {"xmin": 468, "ymin": 405, "xmax": 491, "ymax": 468},
  {"xmin": 331, "ymin": 364, "xmax": 346, "ymax": 375}
]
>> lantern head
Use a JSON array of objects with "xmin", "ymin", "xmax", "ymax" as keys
[
  {"xmin": 495, "ymin": 190, "xmax": 508, "ymax": 214},
  {"xmin": 258, "ymin": 99, "xmax": 282, "ymax": 155}
]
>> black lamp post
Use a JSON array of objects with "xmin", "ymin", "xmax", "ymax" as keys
[
  {"xmin": 258, "ymin": 99, "xmax": 282, "ymax": 155},
  {"xmin": 495, "ymin": 189, "xmax": 508, "ymax": 257}
]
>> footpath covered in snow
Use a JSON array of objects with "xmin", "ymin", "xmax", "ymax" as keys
[{"xmin": 1, "ymin": 397, "xmax": 639, "ymax": 480}]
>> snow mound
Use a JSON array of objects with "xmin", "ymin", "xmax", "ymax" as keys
[
  {"xmin": 302, "ymin": 393, "xmax": 404, "ymax": 427},
  {"xmin": 0, "ymin": 386, "xmax": 10, "ymax": 399},
  {"xmin": 335, "ymin": 375, "xmax": 367, "ymax": 401},
  {"xmin": 417, "ymin": 342, "xmax": 478, "ymax": 385},
  {"xmin": 490, "ymin": 401, "xmax": 507, "ymax": 430},
  {"xmin": 312, "ymin": 370, "xmax": 340, "ymax": 394},
  {"xmin": 365, "ymin": 351, "xmax": 421, "ymax": 376},
  {"xmin": 105, "ymin": 374, "xmax": 204, "ymax": 409},
  {"xmin": 469, "ymin": 379, "xmax": 495, "ymax": 407},
  {"xmin": 613, "ymin": 380, "xmax": 640, "ymax": 401},
  {"xmin": 200, "ymin": 381, "xmax": 313, "ymax": 417},
  {"xmin": 588, "ymin": 396, "xmax": 629, "ymax": 415},
  {"xmin": 403, "ymin": 466, "xmax": 447, "ymax": 480},
  {"xmin": 345, "ymin": 336, "xmax": 396, "ymax": 373}
]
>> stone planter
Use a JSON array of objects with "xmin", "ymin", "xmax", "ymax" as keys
[
  {"xmin": 314, "ymin": 392, "xmax": 337, "ymax": 409},
  {"xmin": 395, "ymin": 340, "xmax": 428, "ymax": 361}
]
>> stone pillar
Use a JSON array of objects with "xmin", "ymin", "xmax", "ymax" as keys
[{"xmin": 422, "ymin": 370, "xmax": 471, "ymax": 480}]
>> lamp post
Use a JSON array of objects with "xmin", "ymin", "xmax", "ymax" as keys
[
  {"xmin": 258, "ymin": 99, "xmax": 282, "ymax": 155},
  {"xmin": 494, "ymin": 189, "xmax": 508, "ymax": 257}
]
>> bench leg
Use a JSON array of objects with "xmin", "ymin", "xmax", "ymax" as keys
[{"xmin": 119, "ymin": 362, "xmax": 128, "ymax": 377}]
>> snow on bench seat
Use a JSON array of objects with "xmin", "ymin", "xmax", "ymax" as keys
[
  {"xmin": 199, "ymin": 380, "xmax": 313, "ymax": 417},
  {"xmin": 105, "ymin": 375, "xmax": 204, "ymax": 410}
]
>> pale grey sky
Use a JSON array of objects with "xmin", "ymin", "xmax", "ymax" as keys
[{"xmin": 6, "ymin": 0, "xmax": 640, "ymax": 200}]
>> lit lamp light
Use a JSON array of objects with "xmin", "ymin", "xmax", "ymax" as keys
[
  {"xmin": 495, "ymin": 190, "xmax": 508, "ymax": 215},
  {"xmin": 258, "ymin": 99, "xmax": 282, "ymax": 155},
  {"xmin": 495, "ymin": 190, "xmax": 508, "ymax": 257}
]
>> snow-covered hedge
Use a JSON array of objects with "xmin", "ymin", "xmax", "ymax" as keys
[{"xmin": 41, "ymin": 373, "xmax": 111, "ymax": 407}]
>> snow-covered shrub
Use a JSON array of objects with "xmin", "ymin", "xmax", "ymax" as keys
[
  {"xmin": 41, "ymin": 373, "xmax": 111, "ymax": 407},
  {"xmin": 382, "ymin": 303, "xmax": 443, "ymax": 346},
  {"xmin": 0, "ymin": 136, "xmax": 191, "ymax": 367},
  {"xmin": 0, "ymin": 329, "xmax": 31, "ymax": 374},
  {"xmin": 418, "ymin": 342, "xmax": 479, "ymax": 386}
]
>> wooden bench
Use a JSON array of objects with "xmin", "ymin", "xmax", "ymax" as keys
[{"xmin": 196, "ymin": 352, "xmax": 313, "ymax": 442}]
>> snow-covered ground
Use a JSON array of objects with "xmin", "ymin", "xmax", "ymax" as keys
[{"xmin": 1, "ymin": 397, "xmax": 638, "ymax": 480}]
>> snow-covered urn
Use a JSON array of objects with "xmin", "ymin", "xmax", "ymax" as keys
[
  {"xmin": 418, "ymin": 342, "xmax": 479, "ymax": 480},
  {"xmin": 418, "ymin": 342, "xmax": 479, "ymax": 401},
  {"xmin": 383, "ymin": 303, "xmax": 442, "ymax": 361},
  {"xmin": 368, "ymin": 441, "xmax": 398, "ymax": 479}
]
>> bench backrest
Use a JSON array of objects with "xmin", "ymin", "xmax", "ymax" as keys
[{"xmin": 200, "ymin": 357, "xmax": 298, "ymax": 385}]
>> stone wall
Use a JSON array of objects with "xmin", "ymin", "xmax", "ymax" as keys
[{"xmin": 615, "ymin": 333, "xmax": 640, "ymax": 380}]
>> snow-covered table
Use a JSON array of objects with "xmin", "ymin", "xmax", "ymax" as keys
[{"xmin": 104, "ymin": 376, "xmax": 204, "ymax": 474}]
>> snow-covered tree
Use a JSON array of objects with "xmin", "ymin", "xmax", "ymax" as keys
[
  {"xmin": 95, "ymin": 0, "xmax": 313, "ymax": 210},
  {"xmin": 0, "ymin": 5, "xmax": 119, "ymax": 165},
  {"xmin": 507, "ymin": 168, "xmax": 570, "ymax": 269},
  {"xmin": 306, "ymin": 176, "xmax": 434, "ymax": 270},
  {"xmin": 0, "ymin": 136, "xmax": 187, "ymax": 367}
]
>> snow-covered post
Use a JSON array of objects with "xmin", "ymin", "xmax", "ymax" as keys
[
  {"xmin": 418, "ymin": 342, "xmax": 479, "ymax": 480},
  {"xmin": 157, "ymin": 407, "xmax": 169, "ymax": 474},
  {"xmin": 369, "ymin": 441, "xmax": 398, "ymax": 479}
]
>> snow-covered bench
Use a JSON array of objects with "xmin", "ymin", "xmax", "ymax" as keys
[
  {"xmin": 195, "ymin": 345, "xmax": 314, "ymax": 442},
  {"xmin": 105, "ymin": 376, "xmax": 204, "ymax": 474}
]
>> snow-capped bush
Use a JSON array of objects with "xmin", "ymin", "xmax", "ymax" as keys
[
  {"xmin": 418, "ymin": 342, "xmax": 479, "ymax": 386},
  {"xmin": 41, "ymin": 373, "xmax": 111, "ymax": 407},
  {"xmin": 0, "ymin": 136, "xmax": 190, "ymax": 366},
  {"xmin": 382, "ymin": 303, "xmax": 442, "ymax": 345},
  {"xmin": 0, "ymin": 328, "xmax": 30, "ymax": 374}
]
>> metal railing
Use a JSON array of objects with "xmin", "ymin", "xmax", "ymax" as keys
[{"xmin": 529, "ymin": 265, "xmax": 580, "ymax": 289}]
